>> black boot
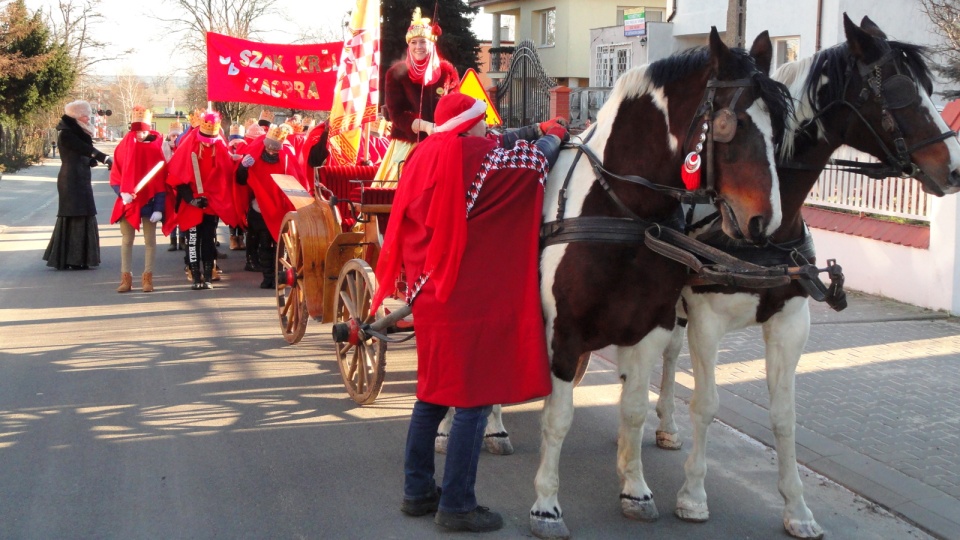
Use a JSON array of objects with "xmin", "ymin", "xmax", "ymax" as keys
[
  {"xmin": 260, "ymin": 273, "xmax": 275, "ymax": 289},
  {"xmin": 167, "ymin": 235, "xmax": 178, "ymax": 252},
  {"xmin": 190, "ymin": 260, "xmax": 204, "ymax": 290},
  {"xmin": 202, "ymin": 262, "xmax": 214, "ymax": 289}
]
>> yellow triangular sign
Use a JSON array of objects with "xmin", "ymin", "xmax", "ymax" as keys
[{"xmin": 459, "ymin": 68, "xmax": 502, "ymax": 126}]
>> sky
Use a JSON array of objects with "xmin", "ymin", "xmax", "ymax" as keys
[{"xmin": 23, "ymin": 0, "xmax": 491, "ymax": 77}]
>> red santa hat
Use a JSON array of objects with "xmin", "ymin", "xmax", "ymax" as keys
[{"xmin": 433, "ymin": 94, "xmax": 486, "ymax": 134}]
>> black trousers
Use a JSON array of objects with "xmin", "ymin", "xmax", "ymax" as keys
[
  {"xmin": 246, "ymin": 209, "xmax": 275, "ymax": 278},
  {"xmin": 185, "ymin": 214, "xmax": 219, "ymax": 269}
]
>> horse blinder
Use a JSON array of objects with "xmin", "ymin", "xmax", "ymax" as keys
[
  {"xmin": 880, "ymin": 74, "xmax": 919, "ymax": 110},
  {"xmin": 712, "ymin": 108, "xmax": 737, "ymax": 144}
]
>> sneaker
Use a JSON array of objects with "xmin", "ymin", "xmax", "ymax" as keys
[
  {"xmin": 401, "ymin": 488, "xmax": 440, "ymax": 517},
  {"xmin": 435, "ymin": 506, "xmax": 503, "ymax": 532}
]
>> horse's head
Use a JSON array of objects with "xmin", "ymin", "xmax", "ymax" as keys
[
  {"xmin": 683, "ymin": 28, "xmax": 790, "ymax": 243},
  {"xmin": 798, "ymin": 14, "xmax": 960, "ymax": 196}
]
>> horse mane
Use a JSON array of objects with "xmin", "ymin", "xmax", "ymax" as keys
[
  {"xmin": 778, "ymin": 38, "xmax": 933, "ymax": 161},
  {"xmin": 598, "ymin": 46, "xmax": 791, "ymax": 148},
  {"xmin": 776, "ymin": 57, "xmax": 815, "ymax": 160}
]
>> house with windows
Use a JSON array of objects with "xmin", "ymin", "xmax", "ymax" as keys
[{"xmin": 470, "ymin": 0, "xmax": 668, "ymax": 87}]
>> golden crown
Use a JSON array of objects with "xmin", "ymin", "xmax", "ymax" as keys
[
  {"xmin": 266, "ymin": 125, "xmax": 288, "ymax": 143},
  {"xmin": 199, "ymin": 112, "xmax": 221, "ymax": 136},
  {"xmin": 259, "ymin": 110, "xmax": 275, "ymax": 123},
  {"xmin": 131, "ymin": 106, "xmax": 152, "ymax": 125},
  {"xmin": 188, "ymin": 108, "xmax": 204, "ymax": 128},
  {"xmin": 406, "ymin": 7, "xmax": 437, "ymax": 43}
]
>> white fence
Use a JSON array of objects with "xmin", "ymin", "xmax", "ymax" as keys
[{"xmin": 804, "ymin": 146, "xmax": 931, "ymax": 222}]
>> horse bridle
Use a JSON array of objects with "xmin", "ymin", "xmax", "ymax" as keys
[
  {"xmin": 786, "ymin": 49, "xmax": 956, "ymax": 195},
  {"xmin": 542, "ymin": 75, "xmax": 763, "ymax": 246}
]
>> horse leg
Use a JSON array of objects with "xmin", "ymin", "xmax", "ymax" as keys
[
  {"xmin": 530, "ymin": 375, "xmax": 576, "ymax": 539},
  {"xmin": 617, "ymin": 332, "xmax": 669, "ymax": 522},
  {"xmin": 483, "ymin": 404, "xmax": 514, "ymax": 455},
  {"xmin": 655, "ymin": 322, "xmax": 685, "ymax": 450},
  {"xmin": 435, "ymin": 408, "xmax": 455, "ymax": 454},
  {"xmin": 763, "ymin": 298, "xmax": 823, "ymax": 540},
  {"xmin": 675, "ymin": 299, "xmax": 725, "ymax": 522}
]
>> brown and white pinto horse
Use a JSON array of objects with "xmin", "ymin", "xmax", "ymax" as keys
[
  {"xmin": 654, "ymin": 14, "xmax": 960, "ymax": 540},
  {"xmin": 529, "ymin": 28, "xmax": 792, "ymax": 539}
]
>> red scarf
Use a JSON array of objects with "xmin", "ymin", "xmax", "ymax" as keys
[{"xmin": 405, "ymin": 44, "xmax": 441, "ymax": 86}]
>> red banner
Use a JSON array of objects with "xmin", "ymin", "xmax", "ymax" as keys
[{"xmin": 206, "ymin": 32, "xmax": 343, "ymax": 110}]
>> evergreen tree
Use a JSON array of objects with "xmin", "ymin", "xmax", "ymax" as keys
[
  {"xmin": 0, "ymin": 0, "xmax": 76, "ymax": 122},
  {"xmin": 380, "ymin": 0, "xmax": 481, "ymax": 88}
]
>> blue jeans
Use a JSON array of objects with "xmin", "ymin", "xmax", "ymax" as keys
[{"xmin": 404, "ymin": 400, "xmax": 492, "ymax": 513}]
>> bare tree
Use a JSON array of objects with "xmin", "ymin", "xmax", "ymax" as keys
[
  {"xmin": 42, "ymin": 0, "xmax": 134, "ymax": 83},
  {"xmin": 919, "ymin": 0, "xmax": 960, "ymax": 98},
  {"xmin": 160, "ymin": 0, "xmax": 284, "ymax": 127},
  {"xmin": 110, "ymin": 70, "xmax": 149, "ymax": 126}
]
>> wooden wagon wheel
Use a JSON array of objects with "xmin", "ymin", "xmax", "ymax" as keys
[
  {"xmin": 334, "ymin": 259, "xmax": 386, "ymax": 405},
  {"xmin": 275, "ymin": 215, "xmax": 309, "ymax": 344}
]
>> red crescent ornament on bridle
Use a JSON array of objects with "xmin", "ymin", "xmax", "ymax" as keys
[{"xmin": 681, "ymin": 151, "xmax": 702, "ymax": 190}]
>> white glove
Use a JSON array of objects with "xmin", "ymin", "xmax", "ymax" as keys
[
  {"xmin": 241, "ymin": 155, "xmax": 255, "ymax": 167},
  {"xmin": 149, "ymin": 211, "xmax": 163, "ymax": 223},
  {"xmin": 231, "ymin": 153, "xmax": 241, "ymax": 161},
  {"xmin": 121, "ymin": 192, "xmax": 134, "ymax": 205},
  {"xmin": 411, "ymin": 118, "xmax": 434, "ymax": 135}
]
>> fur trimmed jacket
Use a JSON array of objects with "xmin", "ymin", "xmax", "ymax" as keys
[{"xmin": 383, "ymin": 59, "xmax": 460, "ymax": 143}]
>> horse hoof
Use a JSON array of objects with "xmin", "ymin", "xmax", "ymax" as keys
[
  {"xmin": 530, "ymin": 515, "xmax": 570, "ymax": 539},
  {"xmin": 784, "ymin": 517, "xmax": 824, "ymax": 539},
  {"xmin": 656, "ymin": 430, "xmax": 682, "ymax": 450},
  {"xmin": 484, "ymin": 435, "xmax": 514, "ymax": 455},
  {"xmin": 434, "ymin": 434, "xmax": 448, "ymax": 455},
  {"xmin": 621, "ymin": 495, "xmax": 659, "ymax": 521},
  {"xmin": 675, "ymin": 500, "xmax": 709, "ymax": 522}
]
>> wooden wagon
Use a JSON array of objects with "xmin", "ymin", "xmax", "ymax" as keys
[{"xmin": 272, "ymin": 165, "xmax": 412, "ymax": 405}]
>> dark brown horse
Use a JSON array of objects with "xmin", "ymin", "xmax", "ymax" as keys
[
  {"xmin": 530, "ymin": 28, "xmax": 793, "ymax": 539},
  {"xmin": 654, "ymin": 14, "xmax": 960, "ymax": 540}
]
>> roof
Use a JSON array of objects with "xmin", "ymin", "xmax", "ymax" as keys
[{"xmin": 942, "ymin": 100, "xmax": 960, "ymax": 132}]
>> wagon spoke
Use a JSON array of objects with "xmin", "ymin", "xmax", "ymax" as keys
[{"xmin": 339, "ymin": 289, "xmax": 358, "ymax": 319}]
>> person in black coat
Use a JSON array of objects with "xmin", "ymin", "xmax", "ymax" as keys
[{"xmin": 42, "ymin": 100, "xmax": 112, "ymax": 270}]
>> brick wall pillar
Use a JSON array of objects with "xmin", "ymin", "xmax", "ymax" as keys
[{"xmin": 549, "ymin": 86, "xmax": 571, "ymax": 122}]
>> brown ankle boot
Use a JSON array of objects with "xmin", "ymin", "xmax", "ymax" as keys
[
  {"xmin": 142, "ymin": 272, "xmax": 154, "ymax": 292},
  {"xmin": 229, "ymin": 235, "xmax": 241, "ymax": 250},
  {"xmin": 117, "ymin": 272, "xmax": 133, "ymax": 293}
]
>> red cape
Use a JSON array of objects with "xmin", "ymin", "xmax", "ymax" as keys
[
  {"xmin": 109, "ymin": 131, "xmax": 167, "ymax": 231},
  {"xmin": 374, "ymin": 134, "xmax": 552, "ymax": 407},
  {"xmin": 241, "ymin": 140, "xmax": 306, "ymax": 240},
  {"xmin": 162, "ymin": 129, "xmax": 240, "ymax": 236}
]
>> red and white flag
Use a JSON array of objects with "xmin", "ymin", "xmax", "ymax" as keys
[{"xmin": 327, "ymin": 0, "xmax": 380, "ymax": 166}]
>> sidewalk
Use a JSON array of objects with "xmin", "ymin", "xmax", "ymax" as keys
[{"xmin": 593, "ymin": 290, "xmax": 960, "ymax": 539}]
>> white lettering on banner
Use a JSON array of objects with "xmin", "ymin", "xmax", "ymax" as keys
[
  {"xmin": 238, "ymin": 50, "xmax": 286, "ymax": 72},
  {"xmin": 242, "ymin": 78, "xmax": 321, "ymax": 100}
]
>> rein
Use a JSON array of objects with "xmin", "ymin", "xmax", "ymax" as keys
[
  {"xmin": 780, "ymin": 50, "xmax": 956, "ymax": 194},
  {"xmin": 540, "ymin": 76, "xmax": 794, "ymax": 289}
]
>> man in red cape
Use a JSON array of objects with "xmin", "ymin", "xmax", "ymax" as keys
[
  {"xmin": 235, "ymin": 125, "xmax": 306, "ymax": 288},
  {"xmin": 372, "ymin": 93, "xmax": 567, "ymax": 532},
  {"xmin": 164, "ymin": 111, "xmax": 240, "ymax": 290},
  {"xmin": 109, "ymin": 105, "xmax": 168, "ymax": 293}
]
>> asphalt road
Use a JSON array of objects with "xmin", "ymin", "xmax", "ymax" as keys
[{"xmin": 0, "ymin": 150, "xmax": 933, "ymax": 539}]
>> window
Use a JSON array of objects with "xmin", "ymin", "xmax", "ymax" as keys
[
  {"xmin": 538, "ymin": 9, "xmax": 556, "ymax": 47},
  {"xmin": 773, "ymin": 36, "xmax": 800, "ymax": 72},
  {"xmin": 596, "ymin": 43, "xmax": 633, "ymax": 87}
]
